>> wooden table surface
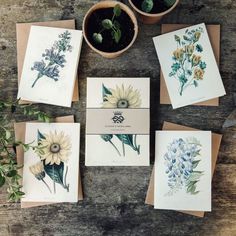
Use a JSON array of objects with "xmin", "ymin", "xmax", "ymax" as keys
[{"xmin": 0, "ymin": 0, "xmax": 236, "ymax": 235}]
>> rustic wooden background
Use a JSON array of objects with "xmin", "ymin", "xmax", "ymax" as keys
[{"xmin": 0, "ymin": 0, "xmax": 236, "ymax": 235}]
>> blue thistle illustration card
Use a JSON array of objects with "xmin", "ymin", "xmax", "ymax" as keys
[
  {"xmin": 85, "ymin": 77, "xmax": 150, "ymax": 166},
  {"xmin": 154, "ymin": 131, "xmax": 212, "ymax": 211},
  {"xmin": 22, "ymin": 123, "xmax": 80, "ymax": 202},
  {"xmin": 17, "ymin": 26, "xmax": 83, "ymax": 107},
  {"xmin": 153, "ymin": 23, "xmax": 226, "ymax": 109}
]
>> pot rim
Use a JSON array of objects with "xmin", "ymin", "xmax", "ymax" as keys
[
  {"xmin": 128, "ymin": 0, "xmax": 180, "ymax": 17},
  {"xmin": 82, "ymin": 0, "xmax": 138, "ymax": 57}
]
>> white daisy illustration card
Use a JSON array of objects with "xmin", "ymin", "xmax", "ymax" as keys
[
  {"xmin": 153, "ymin": 23, "xmax": 226, "ymax": 109},
  {"xmin": 86, "ymin": 77, "xmax": 150, "ymax": 166},
  {"xmin": 17, "ymin": 26, "xmax": 83, "ymax": 107},
  {"xmin": 154, "ymin": 131, "xmax": 212, "ymax": 211},
  {"xmin": 22, "ymin": 123, "xmax": 80, "ymax": 203}
]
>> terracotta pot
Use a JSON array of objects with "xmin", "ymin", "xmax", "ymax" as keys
[
  {"xmin": 128, "ymin": 0, "xmax": 180, "ymax": 24},
  {"xmin": 83, "ymin": 1, "xmax": 138, "ymax": 59}
]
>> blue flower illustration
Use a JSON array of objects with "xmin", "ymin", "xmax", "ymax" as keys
[
  {"xmin": 164, "ymin": 137, "xmax": 203, "ymax": 195},
  {"xmin": 31, "ymin": 30, "xmax": 73, "ymax": 88}
]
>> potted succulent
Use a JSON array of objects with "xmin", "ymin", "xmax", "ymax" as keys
[
  {"xmin": 128, "ymin": 0, "xmax": 180, "ymax": 24},
  {"xmin": 83, "ymin": 1, "xmax": 138, "ymax": 58}
]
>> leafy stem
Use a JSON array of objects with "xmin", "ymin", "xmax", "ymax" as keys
[{"xmin": 93, "ymin": 4, "xmax": 122, "ymax": 44}]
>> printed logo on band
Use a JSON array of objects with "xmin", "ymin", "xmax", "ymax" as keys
[{"xmin": 86, "ymin": 109, "xmax": 149, "ymax": 134}]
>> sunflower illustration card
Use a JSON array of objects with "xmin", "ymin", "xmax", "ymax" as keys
[
  {"xmin": 86, "ymin": 77, "xmax": 150, "ymax": 166},
  {"xmin": 17, "ymin": 26, "xmax": 83, "ymax": 107},
  {"xmin": 154, "ymin": 131, "xmax": 211, "ymax": 211},
  {"xmin": 22, "ymin": 123, "xmax": 80, "ymax": 202},
  {"xmin": 153, "ymin": 23, "xmax": 226, "ymax": 109}
]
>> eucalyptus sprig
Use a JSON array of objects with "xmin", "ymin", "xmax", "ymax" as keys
[
  {"xmin": 93, "ymin": 4, "xmax": 122, "ymax": 44},
  {"xmin": 0, "ymin": 99, "xmax": 51, "ymax": 202}
]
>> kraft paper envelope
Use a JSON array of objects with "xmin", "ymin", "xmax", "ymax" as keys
[
  {"xmin": 160, "ymin": 24, "xmax": 220, "ymax": 106},
  {"xmin": 16, "ymin": 19, "xmax": 79, "ymax": 103},
  {"xmin": 145, "ymin": 121, "xmax": 222, "ymax": 217},
  {"xmin": 14, "ymin": 115, "xmax": 83, "ymax": 208}
]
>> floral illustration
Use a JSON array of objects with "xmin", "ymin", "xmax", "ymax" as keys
[
  {"xmin": 100, "ymin": 84, "xmax": 141, "ymax": 156},
  {"xmin": 31, "ymin": 31, "xmax": 72, "ymax": 88},
  {"xmin": 169, "ymin": 26, "xmax": 207, "ymax": 96},
  {"xmin": 29, "ymin": 130, "xmax": 71, "ymax": 193},
  {"xmin": 164, "ymin": 137, "xmax": 203, "ymax": 195}
]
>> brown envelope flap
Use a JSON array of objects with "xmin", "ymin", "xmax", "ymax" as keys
[
  {"xmin": 16, "ymin": 19, "xmax": 79, "ymax": 102},
  {"xmin": 145, "ymin": 121, "xmax": 222, "ymax": 217},
  {"xmin": 160, "ymin": 24, "xmax": 220, "ymax": 106},
  {"xmin": 14, "ymin": 115, "xmax": 83, "ymax": 208}
]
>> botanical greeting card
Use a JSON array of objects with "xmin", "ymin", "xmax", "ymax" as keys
[
  {"xmin": 154, "ymin": 131, "xmax": 212, "ymax": 211},
  {"xmin": 86, "ymin": 77, "xmax": 150, "ymax": 166},
  {"xmin": 22, "ymin": 123, "xmax": 80, "ymax": 202},
  {"xmin": 17, "ymin": 26, "xmax": 83, "ymax": 107},
  {"xmin": 153, "ymin": 23, "xmax": 226, "ymax": 109}
]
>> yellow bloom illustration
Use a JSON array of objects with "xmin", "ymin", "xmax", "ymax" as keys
[
  {"xmin": 185, "ymin": 44, "xmax": 194, "ymax": 56},
  {"xmin": 29, "ymin": 161, "xmax": 45, "ymax": 179},
  {"xmin": 194, "ymin": 68, "xmax": 205, "ymax": 80},
  {"xmin": 173, "ymin": 48, "xmax": 184, "ymax": 61},
  {"xmin": 39, "ymin": 131, "xmax": 71, "ymax": 165},
  {"xmin": 192, "ymin": 54, "xmax": 201, "ymax": 66},
  {"xmin": 102, "ymin": 84, "xmax": 141, "ymax": 108},
  {"xmin": 194, "ymin": 31, "xmax": 201, "ymax": 41}
]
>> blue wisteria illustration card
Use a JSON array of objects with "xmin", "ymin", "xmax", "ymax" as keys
[
  {"xmin": 86, "ymin": 77, "xmax": 150, "ymax": 166},
  {"xmin": 17, "ymin": 26, "xmax": 83, "ymax": 107},
  {"xmin": 22, "ymin": 123, "xmax": 80, "ymax": 203},
  {"xmin": 154, "ymin": 131, "xmax": 211, "ymax": 211},
  {"xmin": 153, "ymin": 23, "xmax": 226, "ymax": 109}
]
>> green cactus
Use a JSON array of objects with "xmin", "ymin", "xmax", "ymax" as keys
[
  {"xmin": 141, "ymin": 0, "xmax": 154, "ymax": 13},
  {"xmin": 163, "ymin": 0, "xmax": 176, "ymax": 8}
]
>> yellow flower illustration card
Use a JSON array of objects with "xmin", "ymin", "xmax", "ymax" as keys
[
  {"xmin": 22, "ymin": 123, "xmax": 80, "ymax": 202},
  {"xmin": 17, "ymin": 26, "xmax": 83, "ymax": 107},
  {"xmin": 154, "ymin": 131, "xmax": 212, "ymax": 211},
  {"xmin": 153, "ymin": 23, "xmax": 226, "ymax": 109},
  {"xmin": 85, "ymin": 77, "xmax": 150, "ymax": 166}
]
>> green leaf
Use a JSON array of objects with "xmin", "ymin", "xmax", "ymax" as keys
[
  {"xmin": 102, "ymin": 19, "xmax": 113, "ymax": 29},
  {"xmin": 115, "ymin": 134, "xmax": 135, "ymax": 150},
  {"xmin": 200, "ymin": 61, "xmax": 207, "ymax": 70},
  {"xmin": 169, "ymin": 71, "xmax": 176, "ymax": 77},
  {"xmin": 141, "ymin": 0, "xmax": 154, "ymax": 13},
  {"xmin": 113, "ymin": 4, "xmax": 121, "ymax": 17},
  {"xmin": 196, "ymin": 44, "xmax": 203, "ymax": 52},
  {"xmin": 174, "ymin": 35, "xmax": 180, "ymax": 44},
  {"xmin": 5, "ymin": 130, "xmax": 11, "ymax": 140},
  {"xmin": 193, "ymin": 80, "xmax": 198, "ymax": 87},
  {"xmin": 38, "ymin": 130, "xmax": 46, "ymax": 142},
  {"xmin": 0, "ymin": 175, "xmax": 5, "ymax": 187},
  {"xmin": 188, "ymin": 171, "xmax": 204, "ymax": 182},
  {"xmin": 93, "ymin": 33, "xmax": 103, "ymax": 44},
  {"xmin": 112, "ymin": 29, "xmax": 122, "ymax": 44},
  {"xmin": 44, "ymin": 162, "xmax": 64, "ymax": 186},
  {"xmin": 6, "ymin": 170, "xmax": 17, "ymax": 177},
  {"xmin": 171, "ymin": 62, "xmax": 180, "ymax": 72},
  {"xmin": 192, "ymin": 160, "xmax": 201, "ymax": 169},
  {"xmin": 183, "ymin": 35, "xmax": 190, "ymax": 41},
  {"xmin": 102, "ymin": 84, "xmax": 112, "ymax": 101}
]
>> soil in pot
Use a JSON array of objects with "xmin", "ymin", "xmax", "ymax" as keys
[
  {"xmin": 86, "ymin": 8, "xmax": 135, "ymax": 53},
  {"xmin": 131, "ymin": 0, "xmax": 172, "ymax": 14}
]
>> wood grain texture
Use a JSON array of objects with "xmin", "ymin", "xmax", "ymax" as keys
[{"xmin": 0, "ymin": 0, "xmax": 236, "ymax": 235}]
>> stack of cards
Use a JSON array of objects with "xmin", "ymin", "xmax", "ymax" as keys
[
  {"xmin": 153, "ymin": 23, "xmax": 226, "ymax": 109},
  {"xmin": 14, "ymin": 117, "xmax": 82, "ymax": 207},
  {"xmin": 17, "ymin": 20, "xmax": 83, "ymax": 107},
  {"xmin": 85, "ymin": 77, "xmax": 150, "ymax": 166}
]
